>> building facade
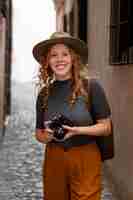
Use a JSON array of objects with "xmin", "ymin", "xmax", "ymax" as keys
[
  {"xmin": 53, "ymin": 0, "xmax": 133, "ymax": 199},
  {"xmin": 0, "ymin": 0, "xmax": 12, "ymax": 140}
]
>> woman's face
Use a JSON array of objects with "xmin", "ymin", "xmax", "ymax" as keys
[{"xmin": 48, "ymin": 43, "xmax": 73, "ymax": 80}]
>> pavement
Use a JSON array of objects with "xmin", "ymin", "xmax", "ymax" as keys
[{"xmin": 0, "ymin": 81, "xmax": 119, "ymax": 200}]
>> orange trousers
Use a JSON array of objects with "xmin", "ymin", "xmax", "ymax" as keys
[{"xmin": 43, "ymin": 143, "xmax": 102, "ymax": 200}]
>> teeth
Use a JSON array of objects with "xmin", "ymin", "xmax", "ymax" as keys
[
  {"xmin": 56, "ymin": 65, "xmax": 65, "ymax": 68},
  {"xmin": 57, "ymin": 64, "xmax": 65, "ymax": 66}
]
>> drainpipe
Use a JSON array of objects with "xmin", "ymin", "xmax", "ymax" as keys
[
  {"xmin": 52, "ymin": 0, "xmax": 75, "ymax": 32},
  {"xmin": 52, "ymin": 0, "xmax": 65, "ymax": 31}
]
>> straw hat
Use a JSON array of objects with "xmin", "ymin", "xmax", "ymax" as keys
[{"xmin": 32, "ymin": 32, "xmax": 88, "ymax": 65}]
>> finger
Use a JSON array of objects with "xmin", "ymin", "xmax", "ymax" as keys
[
  {"xmin": 64, "ymin": 132, "xmax": 74, "ymax": 140},
  {"xmin": 64, "ymin": 134, "xmax": 71, "ymax": 140},
  {"xmin": 65, "ymin": 126, "xmax": 78, "ymax": 133},
  {"xmin": 47, "ymin": 133, "xmax": 54, "ymax": 142},
  {"xmin": 53, "ymin": 137, "xmax": 64, "ymax": 142},
  {"xmin": 63, "ymin": 135, "xmax": 69, "ymax": 140},
  {"xmin": 62, "ymin": 125, "xmax": 69, "ymax": 129},
  {"xmin": 62, "ymin": 125, "xmax": 73, "ymax": 131},
  {"xmin": 46, "ymin": 128, "xmax": 54, "ymax": 134}
]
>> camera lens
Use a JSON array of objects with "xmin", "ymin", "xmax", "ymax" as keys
[
  {"xmin": 47, "ymin": 114, "xmax": 73, "ymax": 140},
  {"xmin": 54, "ymin": 127, "xmax": 65, "ymax": 140}
]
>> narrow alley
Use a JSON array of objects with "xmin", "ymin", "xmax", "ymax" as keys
[{"xmin": 1, "ymin": 1, "xmax": 133, "ymax": 199}]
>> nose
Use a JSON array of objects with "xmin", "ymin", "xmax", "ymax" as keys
[{"xmin": 56, "ymin": 54, "xmax": 64, "ymax": 62}]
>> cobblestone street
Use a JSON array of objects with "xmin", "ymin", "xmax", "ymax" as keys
[{"xmin": 0, "ymin": 81, "xmax": 118, "ymax": 200}]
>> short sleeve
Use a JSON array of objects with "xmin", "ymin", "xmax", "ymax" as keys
[
  {"xmin": 90, "ymin": 79, "xmax": 111, "ymax": 122},
  {"xmin": 35, "ymin": 91, "xmax": 45, "ymax": 129}
]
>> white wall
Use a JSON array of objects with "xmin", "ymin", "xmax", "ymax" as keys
[
  {"xmin": 0, "ymin": 17, "xmax": 6, "ymax": 130},
  {"xmin": 12, "ymin": 0, "xmax": 56, "ymax": 83}
]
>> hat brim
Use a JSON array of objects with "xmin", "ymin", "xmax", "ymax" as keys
[{"xmin": 32, "ymin": 37, "xmax": 88, "ymax": 65}]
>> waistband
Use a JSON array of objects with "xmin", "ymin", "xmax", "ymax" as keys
[{"xmin": 49, "ymin": 137, "xmax": 96, "ymax": 151}]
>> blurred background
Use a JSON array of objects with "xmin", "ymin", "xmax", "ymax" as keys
[
  {"xmin": 12, "ymin": 0, "xmax": 56, "ymax": 83},
  {"xmin": 0, "ymin": 0, "xmax": 133, "ymax": 199}
]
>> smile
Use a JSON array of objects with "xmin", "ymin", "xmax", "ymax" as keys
[{"xmin": 56, "ymin": 64, "xmax": 66, "ymax": 69}]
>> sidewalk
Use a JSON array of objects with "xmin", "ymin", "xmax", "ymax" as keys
[{"xmin": 0, "ymin": 81, "xmax": 119, "ymax": 200}]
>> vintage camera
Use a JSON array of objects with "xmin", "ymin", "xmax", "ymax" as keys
[{"xmin": 48, "ymin": 114, "xmax": 74, "ymax": 140}]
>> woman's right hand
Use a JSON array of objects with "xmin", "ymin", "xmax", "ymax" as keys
[{"xmin": 35, "ymin": 128, "xmax": 54, "ymax": 144}]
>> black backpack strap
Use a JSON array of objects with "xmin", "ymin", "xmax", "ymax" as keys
[{"xmin": 82, "ymin": 78, "xmax": 115, "ymax": 161}]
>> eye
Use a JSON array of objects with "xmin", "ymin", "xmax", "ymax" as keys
[
  {"xmin": 63, "ymin": 52, "xmax": 69, "ymax": 56},
  {"xmin": 50, "ymin": 53, "xmax": 57, "ymax": 57}
]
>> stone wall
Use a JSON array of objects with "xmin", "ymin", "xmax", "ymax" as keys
[{"xmin": 87, "ymin": 0, "xmax": 133, "ymax": 199}]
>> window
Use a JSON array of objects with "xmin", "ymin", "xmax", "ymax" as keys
[
  {"xmin": 110, "ymin": 0, "xmax": 133, "ymax": 64},
  {"xmin": 78, "ymin": 0, "xmax": 88, "ymax": 43},
  {"xmin": 63, "ymin": 6, "xmax": 75, "ymax": 36}
]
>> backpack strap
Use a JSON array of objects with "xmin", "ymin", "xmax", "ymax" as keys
[
  {"xmin": 82, "ymin": 78, "xmax": 115, "ymax": 161},
  {"xmin": 82, "ymin": 78, "xmax": 92, "ymax": 111}
]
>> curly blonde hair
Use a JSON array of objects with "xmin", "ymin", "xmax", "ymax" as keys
[{"xmin": 36, "ymin": 46, "xmax": 90, "ymax": 111}]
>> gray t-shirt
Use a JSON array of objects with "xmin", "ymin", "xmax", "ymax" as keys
[{"xmin": 36, "ymin": 79, "xmax": 111, "ymax": 148}]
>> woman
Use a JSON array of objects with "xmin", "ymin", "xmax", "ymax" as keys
[{"xmin": 33, "ymin": 32, "xmax": 112, "ymax": 200}]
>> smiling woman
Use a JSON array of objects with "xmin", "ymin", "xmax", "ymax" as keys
[
  {"xmin": 33, "ymin": 31, "xmax": 112, "ymax": 200},
  {"xmin": 12, "ymin": 0, "xmax": 56, "ymax": 82}
]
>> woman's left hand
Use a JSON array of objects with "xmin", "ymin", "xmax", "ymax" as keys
[
  {"xmin": 62, "ymin": 125, "xmax": 81, "ymax": 140},
  {"xmin": 62, "ymin": 118, "xmax": 112, "ymax": 140}
]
